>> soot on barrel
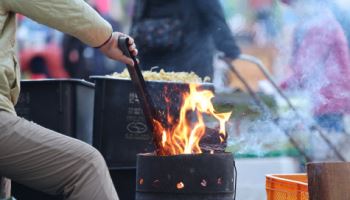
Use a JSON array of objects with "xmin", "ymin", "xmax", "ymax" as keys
[{"xmin": 136, "ymin": 153, "xmax": 236, "ymax": 200}]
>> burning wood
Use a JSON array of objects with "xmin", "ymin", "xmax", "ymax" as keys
[
  {"xmin": 199, "ymin": 127, "xmax": 227, "ymax": 153},
  {"xmin": 152, "ymin": 83, "xmax": 231, "ymax": 156}
]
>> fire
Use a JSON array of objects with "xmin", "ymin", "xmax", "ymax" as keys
[{"xmin": 153, "ymin": 83, "xmax": 232, "ymax": 156}]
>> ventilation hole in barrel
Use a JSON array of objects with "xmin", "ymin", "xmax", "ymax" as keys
[
  {"xmin": 152, "ymin": 179, "xmax": 161, "ymax": 188},
  {"xmin": 139, "ymin": 178, "xmax": 144, "ymax": 185},
  {"xmin": 217, "ymin": 177, "xmax": 223, "ymax": 185},
  {"xmin": 201, "ymin": 179, "xmax": 207, "ymax": 187},
  {"xmin": 177, "ymin": 181, "xmax": 185, "ymax": 190}
]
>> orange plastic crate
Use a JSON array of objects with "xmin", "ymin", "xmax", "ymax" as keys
[{"xmin": 266, "ymin": 174, "xmax": 309, "ymax": 200}]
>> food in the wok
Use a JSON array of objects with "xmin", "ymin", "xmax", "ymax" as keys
[{"xmin": 108, "ymin": 68, "xmax": 211, "ymax": 83}]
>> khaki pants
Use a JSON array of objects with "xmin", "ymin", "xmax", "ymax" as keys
[{"xmin": 0, "ymin": 111, "xmax": 118, "ymax": 200}]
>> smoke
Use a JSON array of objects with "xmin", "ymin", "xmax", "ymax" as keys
[
  {"xmin": 218, "ymin": 1, "xmax": 350, "ymax": 161},
  {"xmin": 222, "ymin": 92, "xmax": 314, "ymax": 158},
  {"xmin": 226, "ymin": 118, "xmax": 288, "ymax": 157}
]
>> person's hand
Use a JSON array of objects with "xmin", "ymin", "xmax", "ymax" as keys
[{"xmin": 99, "ymin": 32, "xmax": 138, "ymax": 66}]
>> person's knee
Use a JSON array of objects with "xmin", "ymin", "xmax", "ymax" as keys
[
  {"xmin": 66, "ymin": 146, "xmax": 108, "ymax": 187},
  {"xmin": 62, "ymin": 147, "xmax": 112, "ymax": 199},
  {"xmin": 82, "ymin": 146, "xmax": 108, "ymax": 174},
  {"xmin": 91, "ymin": 148, "xmax": 108, "ymax": 168}
]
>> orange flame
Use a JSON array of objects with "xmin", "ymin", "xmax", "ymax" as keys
[{"xmin": 154, "ymin": 83, "xmax": 232, "ymax": 156}]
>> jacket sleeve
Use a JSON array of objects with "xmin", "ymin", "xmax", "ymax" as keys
[
  {"xmin": 2, "ymin": 0, "xmax": 112, "ymax": 47},
  {"xmin": 196, "ymin": 0, "xmax": 241, "ymax": 59}
]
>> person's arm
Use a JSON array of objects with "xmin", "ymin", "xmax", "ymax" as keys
[
  {"xmin": 1, "ymin": 0, "xmax": 137, "ymax": 65},
  {"xmin": 2, "ymin": 0, "xmax": 111, "ymax": 47},
  {"xmin": 196, "ymin": 0, "xmax": 241, "ymax": 59}
]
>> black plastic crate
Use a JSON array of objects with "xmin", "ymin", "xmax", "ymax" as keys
[
  {"xmin": 15, "ymin": 79, "xmax": 95, "ymax": 144},
  {"xmin": 110, "ymin": 168, "xmax": 136, "ymax": 200},
  {"xmin": 91, "ymin": 76, "xmax": 213, "ymax": 168}
]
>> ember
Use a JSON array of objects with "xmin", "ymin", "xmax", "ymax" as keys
[
  {"xmin": 176, "ymin": 182, "xmax": 185, "ymax": 190},
  {"xmin": 153, "ymin": 83, "xmax": 232, "ymax": 155},
  {"xmin": 217, "ymin": 177, "xmax": 223, "ymax": 185},
  {"xmin": 139, "ymin": 179, "xmax": 144, "ymax": 185},
  {"xmin": 201, "ymin": 179, "xmax": 207, "ymax": 187}
]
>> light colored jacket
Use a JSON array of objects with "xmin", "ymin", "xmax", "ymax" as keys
[{"xmin": 0, "ymin": 0, "xmax": 112, "ymax": 114}]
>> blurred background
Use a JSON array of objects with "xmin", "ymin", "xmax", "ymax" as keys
[
  {"xmin": 15, "ymin": 0, "xmax": 350, "ymax": 199},
  {"xmin": 17, "ymin": 0, "xmax": 350, "ymax": 87}
]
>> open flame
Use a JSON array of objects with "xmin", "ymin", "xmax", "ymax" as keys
[{"xmin": 153, "ymin": 83, "xmax": 232, "ymax": 156}]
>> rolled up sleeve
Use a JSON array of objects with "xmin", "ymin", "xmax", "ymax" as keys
[{"xmin": 2, "ymin": 0, "xmax": 112, "ymax": 47}]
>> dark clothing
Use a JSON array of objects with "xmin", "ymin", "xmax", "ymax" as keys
[
  {"xmin": 131, "ymin": 0, "xmax": 240, "ymax": 78},
  {"xmin": 62, "ymin": 14, "xmax": 123, "ymax": 79},
  {"xmin": 62, "ymin": 35, "xmax": 87, "ymax": 78}
]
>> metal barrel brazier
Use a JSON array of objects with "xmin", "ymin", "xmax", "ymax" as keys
[{"xmin": 136, "ymin": 153, "xmax": 236, "ymax": 200}]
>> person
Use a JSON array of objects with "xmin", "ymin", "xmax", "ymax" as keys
[
  {"xmin": 280, "ymin": 0, "xmax": 350, "ymax": 133},
  {"xmin": 62, "ymin": 0, "xmax": 124, "ymax": 79},
  {"xmin": 130, "ymin": 0, "xmax": 241, "ymax": 79},
  {"xmin": 0, "ymin": 0, "xmax": 137, "ymax": 199}
]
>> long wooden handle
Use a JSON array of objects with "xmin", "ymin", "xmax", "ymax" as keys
[{"xmin": 118, "ymin": 36, "xmax": 162, "ymax": 152}]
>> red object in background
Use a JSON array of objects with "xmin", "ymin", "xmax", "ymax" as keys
[
  {"xmin": 249, "ymin": 0, "xmax": 273, "ymax": 10},
  {"xmin": 30, "ymin": 73, "xmax": 48, "ymax": 79},
  {"xmin": 17, "ymin": 14, "xmax": 25, "ymax": 21},
  {"xmin": 19, "ymin": 43, "xmax": 69, "ymax": 79},
  {"xmin": 92, "ymin": 0, "xmax": 110, "ymax": 14}
]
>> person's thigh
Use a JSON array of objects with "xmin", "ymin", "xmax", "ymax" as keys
[{"xmin": 0, "ymin": 111, "xmax": 114, "ymax": 199}]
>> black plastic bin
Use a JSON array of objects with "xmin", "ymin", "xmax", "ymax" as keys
[
  {"xmin": 13, "ymin": 79, "xmax": 95, "ymax": 200},
  {"xmin": 91, "ymin": 76, "xmax": 214, "ymax": 169},
  {"xmin": 110, "ymin": 168, "xmax": 136, "ymax": 200},
  {"xmin": 15, "ymin": 79, "xmax": 95, "ymax": 143}
]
